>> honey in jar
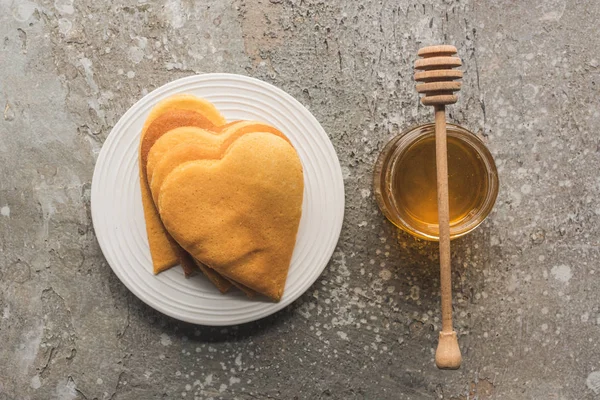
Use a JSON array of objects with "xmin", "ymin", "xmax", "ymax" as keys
[{"xmin": 374, "ymin": 123, "xmax": 498, "ymax": 240}]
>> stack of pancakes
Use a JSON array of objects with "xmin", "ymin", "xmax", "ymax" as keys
[{"xmin": 138, "ymin": 94, "xmax": 304, "ymax": 302}]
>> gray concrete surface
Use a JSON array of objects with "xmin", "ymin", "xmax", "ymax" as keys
[{"xmin": 1, "ymin": 0, "xmax": 600, "ymax": 399}]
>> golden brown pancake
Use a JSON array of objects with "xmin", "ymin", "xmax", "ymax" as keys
[
  {"xmin": 138, "ymin": 95, "xmax": 225, "ymax": 275},
  {"xmin": 192, "ymin": 259, "xmax": 232, "ymax": 294},
  {"xmin": 158, "ymin": 132, "xmax": 304, "ymax": 301},
  {"xmin": 142, "ymin": 94, "xmax": 226, "ymax": 131},
  {"xmin": 225, "ymin": 278, "xmax": 257, "ymax": 298},
  {"xmin": 148, "ymin": 121, "xmax": 290, "ymax": 294},
  {"xmin": 149, "ymin": 121, "xmax": 289, "ymax": 205}
]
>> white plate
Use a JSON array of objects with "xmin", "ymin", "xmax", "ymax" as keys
[{"xmin": 91, "ymin": 74, "xmax": 344, "ymax": 325}]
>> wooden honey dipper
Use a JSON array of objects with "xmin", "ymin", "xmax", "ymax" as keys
[{"xmin": 414, "ymin": 45, "xmax": 463, "ymax": 369}]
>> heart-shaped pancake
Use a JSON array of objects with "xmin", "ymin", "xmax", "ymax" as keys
[
  {"xmin": 192, "ymin": 258, "xmax": 232, "ymax": 294},
  {"xmin": 158, "ymin": 132, "xmax": 304, "ymax": 301},
  {"xmin": 147, "ymin": 121, "xmax": 289, "ymax": 297},
  {"xmin": 142, "ymin": 94, "xmax": 226, "ymax": 131},
  {"xmin": 139, "ymin": 95, "xmax": 226, "ymax": 275}
]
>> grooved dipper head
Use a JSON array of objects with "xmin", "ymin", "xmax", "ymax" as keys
[{"xmin": 414, "ymin": 45, "xmax": 463, "ymax": 106}]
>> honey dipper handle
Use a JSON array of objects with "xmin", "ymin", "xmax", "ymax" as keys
[{"xmin": 434, "ymin": 105, "xmax": 462, "ymax": 369}]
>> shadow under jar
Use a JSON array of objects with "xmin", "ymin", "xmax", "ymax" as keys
[{"xmin": 374, "ymin": 123, "xmax": 499, "ymax": 241}]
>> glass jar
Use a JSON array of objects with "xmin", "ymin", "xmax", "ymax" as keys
[{"xmin": 373, "ymin": 123, "xmax": 498, "ymax": 241}]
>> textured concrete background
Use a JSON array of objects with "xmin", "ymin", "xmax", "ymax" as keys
[{"xmin": 1, "ymin": 0, "xmax": 600, "ymax": 399}]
